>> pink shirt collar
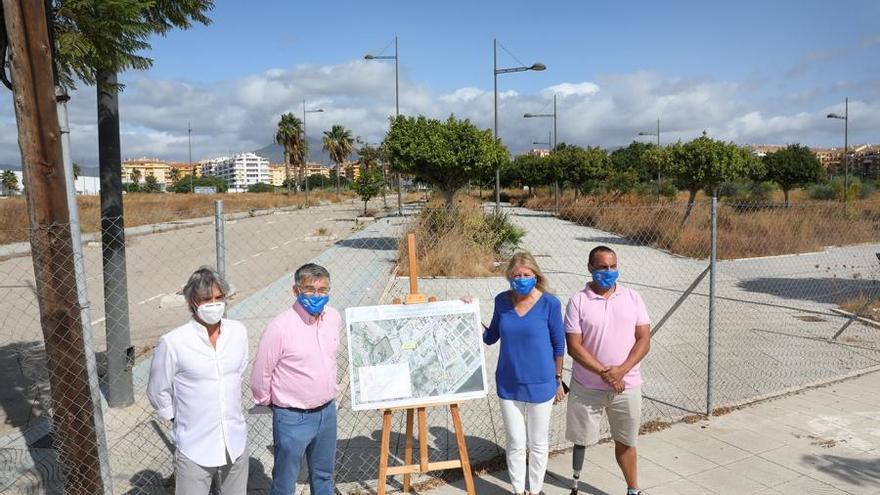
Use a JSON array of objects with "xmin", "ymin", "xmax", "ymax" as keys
[
  {"xmin": 293, "ymin": 300, "xmax": 324, "ymax": 323},
  {"xmin": 584, "ymin": 282, "xmax": 620, "ymax": 300}
]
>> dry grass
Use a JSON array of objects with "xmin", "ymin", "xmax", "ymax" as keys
[
  {"xmin": 525, "ymin": 195, "xmax": 880, "ymax": 260},
  {"xmin": 397, "ymin": 195, "xmax": 524, "ymax": 277},
  {"xmin": 0, "ymin": 191, "xmax": 356, "ymax": 245}
]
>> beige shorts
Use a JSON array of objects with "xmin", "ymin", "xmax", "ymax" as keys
[{"xmin": 565, "ymin": 379, "xmax": 641, "ymax": 447}]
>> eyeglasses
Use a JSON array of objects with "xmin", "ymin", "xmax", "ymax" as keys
[{"xmin": 298, "ymin": 285, "xmax": 330, "ymax": 296}]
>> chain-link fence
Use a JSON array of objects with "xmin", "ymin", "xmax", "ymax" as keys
[{"xmin": 2, "ymin": 194, "xmax": 879, "ymax": 494}]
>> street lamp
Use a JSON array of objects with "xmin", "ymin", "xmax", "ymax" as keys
[
  {"xmin": 494, "ymin": 38, "xmax": 546, "ymax": 214},
  {"xmin": 827, "ymin": 97, "xmax": 848, "ymax": 203},
  {"xmin": 302, "ymin": 100, "xmax": 323, "ymax": 208},
  {"xmin": 188, "ymin": 121, "xmax": 193, "ymax": 193},
  {"xmin": 524, "ymin": 94, "xmax": 558, "ymax": 213},
  {"xmin": 365, "ymin": 36, "xmax": 403, "ymax": 216},
  {"xmin": 638, "ymin": 118, "xmax": 661, "ymax": 199}
]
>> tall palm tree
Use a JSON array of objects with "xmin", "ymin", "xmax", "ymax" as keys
[
  {"xmin": 322, "ymin": 125, "xmax": 354, "ymax": 199},
  {"xmin": 275, "ymin": 113, "xmax": 305, "ymax": 193}
]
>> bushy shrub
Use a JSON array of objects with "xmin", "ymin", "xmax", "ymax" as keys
[{"xmin": 808, "ymin": 182, "xmax": 836, "ymax": 200}]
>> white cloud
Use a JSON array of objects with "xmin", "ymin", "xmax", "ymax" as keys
[
  {"xmin": 544, "ymin": 82, "xmax": 599, "ymax": 97},
  {"xmin": 0, "ymin": 63, "xmax": 877, "ymax": 167}
]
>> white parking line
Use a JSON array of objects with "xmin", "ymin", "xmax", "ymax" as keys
[{"xmin": 138, "ymin": 293, "xmax": 165, "ymax": 305}]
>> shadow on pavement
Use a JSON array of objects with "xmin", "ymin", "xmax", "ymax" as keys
[
  {"xmin": 804, "ymin": 453, "xmax": 880, "ymax": 488},
  {"xmin": 737, "ymin": 277, "xmax": 879, "ymax": 305},
  {"xmin": 334, "ymin": 237, "xmax": 399, "ymax": 251}
]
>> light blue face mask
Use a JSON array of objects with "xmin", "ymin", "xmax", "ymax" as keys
[
  {"xmin": 591, "ymin": 269, "xmax": 619, "ymax": 290},
  {"xmin": 510, "ymin": 276, "xmax": 537, "ymax": 296},
  {"xmin": 297, "ymin": 293, "xmax": 329, "ymax": 315}
]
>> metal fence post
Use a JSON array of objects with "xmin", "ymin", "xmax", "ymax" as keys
[
  {"xmin": 59, "ymin": 87, "xmax": 114, "ymax": 494},
  {"xmin": 215, "ymin": 200, "xmax": 226, "ymax": 280},
  {"xmin": 706, "ymin": 194, "xmax": 718, "ymax": 416}
]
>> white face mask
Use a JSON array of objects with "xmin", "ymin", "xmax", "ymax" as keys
[{"xmin": 196, "ymin": 301, "xmax": 226, "ymax": 325}]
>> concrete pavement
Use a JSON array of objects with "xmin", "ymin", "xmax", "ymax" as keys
[{"xmin": 420, "ymin": 370, "xmax": 880, "ymax": 495}]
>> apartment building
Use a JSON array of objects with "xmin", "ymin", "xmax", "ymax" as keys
[
  {"xmin": 122, "ymin": 157, "xmax": 171, "ymax": 188},
  {"xmin": 210, "ymin": 152, "xmax": 270, "ymax": 192}
]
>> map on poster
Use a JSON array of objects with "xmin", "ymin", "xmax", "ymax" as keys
[{"xmin": 346, "ymin": 299, "xmax": 488, "ymax": 411}]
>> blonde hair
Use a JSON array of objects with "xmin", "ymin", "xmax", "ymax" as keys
[{"xmin": 505, "ymin": 252, "xmax": 552, "ymax": 294}]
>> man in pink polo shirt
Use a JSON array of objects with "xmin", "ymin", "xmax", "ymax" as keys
[
  {"xmin": 250, "ymin": 263, "xmax": 341, "ymax": 495},
  {"xmin": 564, "ymin": 246, "xmax": 651, "ymax": 495}
]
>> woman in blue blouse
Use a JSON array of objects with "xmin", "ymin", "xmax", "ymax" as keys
[{"xmin": 484, "ymin": 252, "xmax": 565, "ymax": 495}]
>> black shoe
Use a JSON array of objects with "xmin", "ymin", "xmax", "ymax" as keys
[{"xmin": 570, "ymin": 489, "xmax": 578, "ymax": 495}]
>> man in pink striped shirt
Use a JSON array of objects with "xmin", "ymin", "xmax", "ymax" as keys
[{"xmin": 250, "ymin": 263, "xmax": 342, "ymax": 495}]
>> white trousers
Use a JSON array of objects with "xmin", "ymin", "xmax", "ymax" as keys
[{"xmin": 499, "ymin": 397, "xmax": 554, "ymax": 493}]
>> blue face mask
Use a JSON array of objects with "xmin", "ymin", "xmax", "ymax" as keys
[
  {"xmin": 510, "ymin": 277, "xmax": 537, "ymax": 296},
  {"xmin": 297, "ymin": 293, "xmax": 329, "ymax": 315},
  {"xmin": 591, "ymin": 269, "xmax": 619, "ymax": 290}
]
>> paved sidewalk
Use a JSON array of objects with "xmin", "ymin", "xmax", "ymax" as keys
[{"xmin": 421, "ymin": 370, "xmax": 880, "ymax": 495}]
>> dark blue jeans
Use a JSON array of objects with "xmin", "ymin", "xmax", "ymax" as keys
[{"xmin": 270, "ymin": 401, "xmax": 337, "ymax": 495}]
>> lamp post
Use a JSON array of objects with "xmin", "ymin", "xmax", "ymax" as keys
[
  {"xmin": 827, "ymin": 97, "xmax": 848, "ymax": 203},
  {"xmin": 494, "ymin": 38, "xmax": 546, "ymax": 214},
  {"xmin": 638, "ymin": 118, "xmax": 661, "ymax": 199},
  {"xmin": 188, "ymin": 121, "xmax": 193, "ymax": 193},
  {"xmin": 524, "ymin": 94, "xmax": 558, "ymax": 213},
  {"xmin": 302, "ymin": 99, "xmax": 324, "ymax": 207},
  {"xmin": 365, "ymin": 36, "xmax": 403, "ymax": 216}
]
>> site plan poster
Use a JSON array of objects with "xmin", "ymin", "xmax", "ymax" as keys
[{"xmin": 346, "ymin": 299, "xmax": 488, "ymax": 411}]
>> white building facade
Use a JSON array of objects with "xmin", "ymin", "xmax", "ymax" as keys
[{"xmin": 205, "ymin": 153, "xmax": 269, "ymax": 192}]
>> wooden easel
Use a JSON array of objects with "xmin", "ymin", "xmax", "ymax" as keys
[{"xmin": 376, "ymin": 233, "xmax": 476, "ymax": 495}]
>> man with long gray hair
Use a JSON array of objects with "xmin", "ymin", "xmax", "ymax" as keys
[
  {"xmin": 147, "ymin": 266, "xmax": 249, "ymax": 494},
  {"xmin": 251, "ymin": 263, "xmax": 341, "ymax": 495}
]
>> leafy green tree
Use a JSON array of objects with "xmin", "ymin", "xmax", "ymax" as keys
[
  {"xmin": 508, "ymin": 154, "xmax": 547, "ymax": 194},
  {"xmin": 1, "ymin": 170, "xmax": 19, "ymax": 194},
  {"xmin": 610, "ymin": 140, "xmax": 658, "ymax": 183},
  {"xmin": 664, "ymin": 132, "xmax": 764, "ymax": 224},
  {"xmin": 53, "ymin": 1, "xmax": 214, "ymax": 88},
  {"xmin": 143, "ymin": 173, "xmax": 161, "ymax": 193},
  {"xmin": 384, "ymin": 115, "xmax": 508, "ymax": 208},
  {"xmin": 561, "ymin": 145, "xmax": 611, "ymax": 194},
  {"xmin": 247, "ymin": 182, "xmax": 275, "ymax": 193},
  {"xmin": 168, "ymin": 166, "xmax": 181, "ymax": 184},
  {"xmin": 72, "ymin": 162, "xmax": 82, "ymax": 180},
  {"xmin": 304, "ymin": 174, "xmax": 326, "ymax": 190},
  {"xmin": 763, "ymin": 144, "xmax": 825, "ymax": 205},
  {"xmin": 275, "ymin": 113, "xmax": 305, "ymax": 193},
  {"xmin": 169, "ymin": 174, "xmax": 228, "ymax": 193},
  {"xmin": 323, "ymin": 125, "xmax": 355, "ymax": 198},
  {"xmin": 129, "ymin": 168, "xmax": 142, "ymax": 185},
  {"xmin": 353, "ymin": 167, "xmax": 384, "ymax": 215}
]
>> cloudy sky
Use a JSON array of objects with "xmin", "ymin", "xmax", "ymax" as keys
[{"xmin": 1, "ymin": 0, "xmax": 878, "ymax": 167}]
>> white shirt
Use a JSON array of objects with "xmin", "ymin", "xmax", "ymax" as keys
[{"xmin": 147, "ymin": 318, "xmax": 248, "ymax": 467}]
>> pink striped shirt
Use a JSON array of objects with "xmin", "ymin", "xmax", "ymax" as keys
[{"xmin": 250, "ymin": 302, "xmax": 341, "ymax": 409}]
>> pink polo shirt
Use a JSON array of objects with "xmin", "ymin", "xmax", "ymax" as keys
[
  {"xmin": 565, "ymin": 283, "xmax": 650, "ymax": 391},
  {"xmin": 250, "ymin": 302, "xmax": 341, "ymax": 409}
]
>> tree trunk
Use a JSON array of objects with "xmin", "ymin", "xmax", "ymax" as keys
[
  {"xmin": 783, "ymin": 188, "xmax": 790, "ymax": 207},
  {"xmin": 442, "ymin": 188, "xmax": 455, "ymax": 210},
  {"xmin": 681, "ymin": 189, "xmax": 698, "ymax": 226},
  {"xmin": 335, "ymin": 162, "xmax": 341, "ymax": 199}
]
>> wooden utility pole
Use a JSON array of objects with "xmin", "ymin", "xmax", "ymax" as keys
[{"xmin": 2, "ymin": 0, "xmax": 106, "ymax": 492}]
